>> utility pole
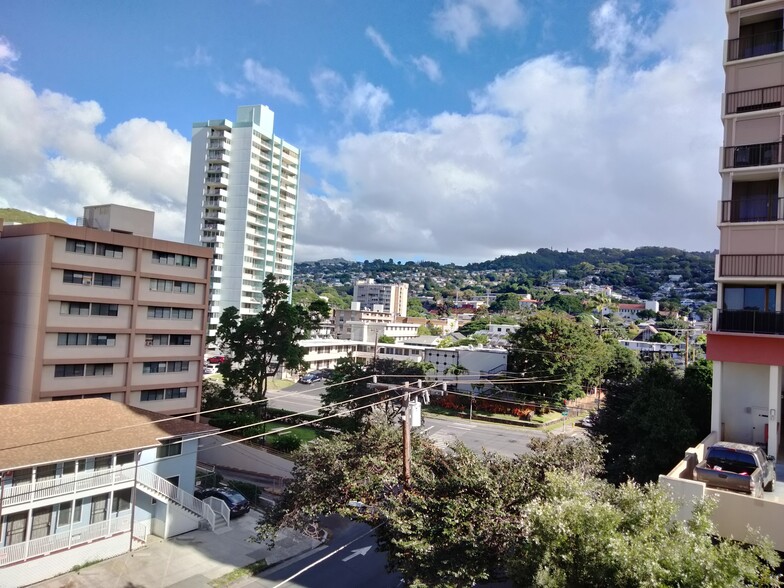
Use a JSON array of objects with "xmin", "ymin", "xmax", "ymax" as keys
[{"xmin": 402, "ymin": 384, "xmax": 411, "ymax": 489}]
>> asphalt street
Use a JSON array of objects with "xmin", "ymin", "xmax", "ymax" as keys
[
  {"xmin": 245, "ymin": 516, "xmax": 404, "ymax": 588},
  {"xmin": 267, "ymin": 382, "xmax": 553, "ymax": 458}
]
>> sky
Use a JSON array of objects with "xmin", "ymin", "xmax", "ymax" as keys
[{"xmin": 0, "ymin": 0, "xmax": 725, "ymax": 264}]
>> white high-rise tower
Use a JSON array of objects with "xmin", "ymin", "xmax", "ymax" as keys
[{"xmin": 184, "ymin": 105, "xmax": 299, "ymax": 337}]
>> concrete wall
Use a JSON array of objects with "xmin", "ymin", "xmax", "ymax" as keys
[{"xmin": 720, "ymin": 362, "xmax": 770, "ymax": 444}]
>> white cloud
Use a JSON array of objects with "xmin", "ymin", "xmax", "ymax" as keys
[
  {"xmin": 0, "ymin": 73, "xmax": 190, "ymax": 241},
  {"xmin": 242, "ymin": 59, "xmax": 304, "ymax": 104},
  {"xmin": 0, "ymin": 37, "xmax": 19, "ymax": 70},
  {"xmin": 412, "ymin": 55, "xmax": 443, "ymax": 83},
  {"xmin": 296, "ymin": 0, "xmax": 725, "ymax": 262},
  {"xmin": 365, "ymin": 26, "xmax": 399, "ymax": 65},
  {"xmin": 310, "ymin": 68, "xmax": 392, "ymax": 129},
  {"xmin": 177, "ymin": 46, "xmax": 212, "ymax": 68},
  {"xmin": 433, "ymin": 0, "xmax": 525, "ymax": 51}
]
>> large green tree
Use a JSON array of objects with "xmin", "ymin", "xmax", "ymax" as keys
[
  {"xmin": 507, "ymin": 311, "xmax": 609, "ymax": 403},
  {"xmin": 257, "ymin": 426, "xmax": 779, "ymax": 588},
  {"xmin": 214, "ymin": 274, "xmax": 330, "ymax": 419}
]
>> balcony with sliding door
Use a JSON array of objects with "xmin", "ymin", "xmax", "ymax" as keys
[{"xmin": 727, "ymin": 14, "xmax": 784, "ymax": 62}]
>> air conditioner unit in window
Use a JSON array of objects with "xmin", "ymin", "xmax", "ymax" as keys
[{"xmin": 82, "ymin": 277, "xmax": 92, "ymax": 286}]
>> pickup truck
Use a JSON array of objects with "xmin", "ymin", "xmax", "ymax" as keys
[{"xmin": 694, "ymin": 442, "xmax": 776, "ymax": 498}]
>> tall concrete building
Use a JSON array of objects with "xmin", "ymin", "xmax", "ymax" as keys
[
  {"xmin": 707, "ymin": 0, "xmax": 784, "ymax": 458},
  {"xmin": 353, "ymin": 279, "xmax": 408, "ymax": 317},
  {"xmin": 184, "ymin": 105, "xmax": 299, "ymax": 337},
  {"xmin": 0, "ymin": 204, "xmax": 212, "ymax": 416}
]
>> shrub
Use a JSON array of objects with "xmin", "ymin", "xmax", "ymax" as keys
[{"xmin": 268, "ymin": 434, "xmax": 302, "ymax": 453}]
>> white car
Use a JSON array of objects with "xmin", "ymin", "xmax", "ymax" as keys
[{"xmin": 203, "ymin": 364, "xmax": 218, "ymax": 375}]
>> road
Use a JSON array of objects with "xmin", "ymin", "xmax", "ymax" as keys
[
  {"xmin": 246, "ymin": 516, "xmax": 403, "ymax": 588},
  {"xmin": 267, "ymin": 382, "xmax": 557, "ymax": 458}
]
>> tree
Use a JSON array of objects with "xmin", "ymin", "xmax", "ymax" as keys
[
  {"xmin": 320, "ymin": 357, "xmax": 374, "ymax": 431},
  {"xmin": 489, "ymin": 292, "xmax": 521, "ymax": 314},
  {"xmin": 201, "ymin": 377, "xmax": 235, "ymax": 411},
  {"xmin": 594, "ymin": 362, "xmax": 700, "ymax": 484},
  {"xmin": 256, "ymin": 426, "xmax": 779, "ymax": 587},
  {"xmin": 651, "ymin": 331, "xmax": 679, "ymax": 343},
  {"xmin": 407, "ymin": 297, "xmax": 426, "ymax": 317},
  {"xmin": 543, "ymin": 293, "xmax": 585, "ymax": 316},
  {"xmin": 377, "ymin": 335, "xmax": 395, "ymax": 344},
  {"xmin": 603, "ymin": 342, "xmax": 642, "ymax": 386},
  {"xmin": 214, "ymin": 274, "xmax": 330, "ymax": 420},
  {"xmin": 507, "ymin": 311, "xmax": 609, "ymax": 403}
]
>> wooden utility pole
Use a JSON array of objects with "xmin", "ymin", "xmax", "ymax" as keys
[{"xmin": 402, "ymin": 386, "xmax": 411, "ymax": 489}]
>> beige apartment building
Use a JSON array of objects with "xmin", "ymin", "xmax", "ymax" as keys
[
  {"xmin": 353, "ymin": 279, "xmax": 408, "ymax": 317},
  {"xmin": 0, "ymin": 205, "xmax": 211, "ymax": 416}
]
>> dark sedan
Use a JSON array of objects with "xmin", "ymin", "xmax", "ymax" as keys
[{"xmin": 195, "ymin": 487, "xmax": 251, "ymax": 517}]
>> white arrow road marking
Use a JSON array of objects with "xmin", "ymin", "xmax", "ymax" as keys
[{"xmin": 342, "ymin": 545, "xmax": 372, "ymax": 562}]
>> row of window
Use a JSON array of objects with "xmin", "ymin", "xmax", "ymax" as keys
[
  {"xmin": 65, "ymin": 238, "xmax": 123, "ymax": 258},
  {"xmin": 152, "ymin": 251, "xmax": 198, "ymax": 267},
  {"xmin": 63, "ymin": 270, "xmax": 121, "ymax": 288},
  {"xmin": 61, "ymin": 302, "xmax": 119, "ymax": 316},
  {"xmin": 145, "ymin": 334, "xmax": 192, "ymax": 346},
  {"xmin": 142, "ymin": 361, "xmax": 190, "ymax": 373},
  {"xmin": 57, "ymin": 333, "xmax": 116, "ymax": 346},
  {"xmin": 140, "ymin": 388, "xmax": 188, "ymax": 402},
  {"xmin": 54, "ymin": 363, "xmax": 114, "ymax": 377},
  {"xmin": 149, "ymin": 279, "xmax": 196, "ymax": 294},
  {"xmin": 147, "ymin": 306, "xmax": 195, "ymax": 319}
]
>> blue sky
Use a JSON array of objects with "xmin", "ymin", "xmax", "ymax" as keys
[{"xmin": 0, "ymin": 0, "xmax": 725, "ymax": 263}]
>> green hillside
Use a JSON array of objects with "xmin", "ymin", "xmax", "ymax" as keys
[{"xmin": 0, "ymin": 208, "xmax": 67, "ymax": 225}]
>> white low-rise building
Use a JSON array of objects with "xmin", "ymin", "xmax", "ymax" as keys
[{"xmin": 0, "ymin": 399, "xmax": 223, "ymax": 587}]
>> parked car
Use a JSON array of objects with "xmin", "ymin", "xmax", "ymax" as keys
[
  {"xmin": 207, "ymin": 355, "xmax": 227, "ymax": 364},
  {"xmin": 299, "ymin": 373, "xmax": 322, "ymax": 385},
  {"xmin": 203, "ymin": 364, "xmax": 218, "ymax": 375},
  {"xmin": 694, "ymin": 441, "xmax": 776, "ymax": 498},
  {"xmin": 195, "ymin": 487, "xmax": 251, "ymax": 517}
]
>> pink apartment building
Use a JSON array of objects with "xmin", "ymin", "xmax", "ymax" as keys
[{"xmin": 0, "ymin": 204, "xmax": 212, "ymax": 417}]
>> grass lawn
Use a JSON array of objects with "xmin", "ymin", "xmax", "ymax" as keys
[
  {"xmin": 268, "ymin": 378, "xmax": 295, "ymax": 390},
  {"xmin": 267, "ymin": 423, "xmax": 325, "ymax": 443}
]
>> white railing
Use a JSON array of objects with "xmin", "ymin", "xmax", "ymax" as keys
[
  {"xmin": 135, "ymin": 468, "xmax": 226, "ymax": 530},
  {"xmin": 0, "ymin": 515, "xmax": 138, "ymax": 568},
  {"xmin": 3, "ymin": 466, "xmax": 135, "ymax": 508},
  {"xmin": 205, "ymin": 496, "xmax": 231, "ymax": 528}
]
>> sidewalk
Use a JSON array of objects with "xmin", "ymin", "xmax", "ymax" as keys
[{"xmin": 32, "ymin": 512, "xmax": 321, "ymax": 588}]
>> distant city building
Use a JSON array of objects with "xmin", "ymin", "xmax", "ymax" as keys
[
  {"xmin": 333, "ymin": 306, "xmax": 394, "ymax": 340},
  {"xmin": 0, "ymin": 204, "xmax": 211, "ymax": 415},
  {"xmin": 353, "ymin": 279, "xmax": 408, "ymax": 317},
  {"xmin": 184, "ymin": 104, "xmax": 299, "ymax": 338},
  {"xmin": 614, "ymin": 300, "xmax": 659, "ymax": 322}
]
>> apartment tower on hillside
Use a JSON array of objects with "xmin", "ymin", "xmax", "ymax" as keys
[
  {"xmin": 708, "ymin": 0, "xmax": 784, "ymax": 459},
  {"xmin": 353, "ymin": 279, "xmax": 409, "ymax": 317},
  {"xmin": 184, "ymin": 105, "xmax": 299, "ymax": 338}
]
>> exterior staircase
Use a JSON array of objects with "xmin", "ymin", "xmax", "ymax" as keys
[{"xmin": 135, "ymin": 468, "xmax": 230, "ymax": 531}]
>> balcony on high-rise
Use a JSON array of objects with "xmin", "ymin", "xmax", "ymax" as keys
[
  {"xmin": 723, "ymin": 141, "xmax": 782, "ymax": 168},
  {"xmin": 726, "ymin": 84, "xmax": 784, "ymax": 114},
  {"xmin": 727, "ymin": 18, "xmax": 784, "ymax": 61}
]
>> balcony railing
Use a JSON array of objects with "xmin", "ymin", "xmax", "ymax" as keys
[
  {"xmin": 728, "ymin": 29, "xmax": 784, "ymax": 61},
  {"xmin": 0, "ymin": 516, "xmax": 148, "ymax": 568},
  {"xmin": 720, "ymin": 254, "xmax": 784, "ymax": 277},
  {"xmin": 720, "ymin": 197, "xmax": 783, "ymax": 222},
  {"xmin": 717, "ymin": 309, "xmax": 784, "ymax": 334},
  {"xmin": 724, "ymin": 142, "xmax": 782, "ymax": 168},
  {"xmin": 726, "ymin": 84, "xmax": 784, "ymax": 114},
  {"xmin": 731, "ymin": 0, "xmax": 768, "ymax": 6},
  {"xmin": 2, "ymin": 465, "xmax": 135, "ymax": 508}
]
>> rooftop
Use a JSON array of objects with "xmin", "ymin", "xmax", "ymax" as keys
[{"xmin": 0, "ymin": 399, "xmax": 214, "ymax": 470}]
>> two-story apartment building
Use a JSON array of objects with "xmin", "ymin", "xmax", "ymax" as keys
[
  {"xmin": 0, "ymin": 399, "xmax": 223, "ymax": 586},
  {"xmin": 0, "ymin": 204, "xmax": 212, "ymax": 416}
]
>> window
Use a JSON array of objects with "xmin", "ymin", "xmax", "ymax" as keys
[
  {"xmin": 112, "ymin": 488, "xmax": 132, "ymax": 513},
  {"xmin": 145, "ymin": 334, "xmax": 169, "ymax": 346},
  {"xmin": 147, "ymin": 306, "xmax": 171, "ymax": 319},
  {"xmin": 60, "ymin": 302, "xmax": 90, "ymax": 316},
  {"xmin": 165, "ymin": 387, "xmax": 187, "ymax": 399},
  {"xmin": 86, "ymin": 363, "xmax": 113, "ymax": 376},
  {"xmin": 65, "ymin": 239, "xmax": 95, "ymax": 255},
  {"xmin": 169, "ymin": 335, "xmax": 191, "ymax": 346},
  {"xmin": 54, "ymin": 364, "xmax": 85, "ymax": 378},
  {"xmin": 90, "ymin": 333, "xmax": 116, "ymax": 346},
  {"xmin": 5, "ymin": 512, "xmax": 27, "ymax": 546},
  {"xmin": 157, "ymin": 438, "xmax": 182, "ymax": 458},
  {"xmin": 140, "ymin": 388, "xmax": 187, "ymax": 402},
  {"xmin": 116, "ymin": 451, "xmax": 135, "ymax": 466},
  {"xmin": 93, "ymin": 273, "xmax": 121, "ymax": 287},
  {"xmin": 93, "ymin": 456, "xmax": 111, "ymax": 471},
  {"xmin": 149, "ymin": 279, "xmax": 172, "ymax": 292},
  {"xmin": 171, "ymin": 308, "xmax": 194, "ymax": 320},
  {"xmin": 174, "ymin": 281, "xmax": 195, "ymax": 294},
  {"xmin": 95, "ymin": 243, "xmax": 123, "ymax": 258},
  {"xmin": 143, "ymin": 361, "xmax": 167, "ymax": 374},
  {"xmin": 152, "ymin": 251, "xmax": 197, "ymax": 267},
  {"xmin": 168, "ymin": 361, "xmax": 189, "ymax": 372},
  {"xmin": 140, "ymin": 389, "xmax": 165, "ymax": 401},
  {"xmin": 57, "ymin": 499, "xmax": 83, "ymax": 526},
  {"xmin": 91, "ymin": 303, "xmax": 119, "ymax": 316},
  {"xmin": 63, "ymin": 270, "xmax": 92, "ymax": 285},
  {"xmin": 724, "ymin": 286, "xmax": 776, "ymax": 312},
  {"xmin": 58, "ymin": 332, "xmax": 88, "ymax": 346},
  {"xmin": 89, "ymin": 494, "xmax": 109, "ymax": 524}
]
